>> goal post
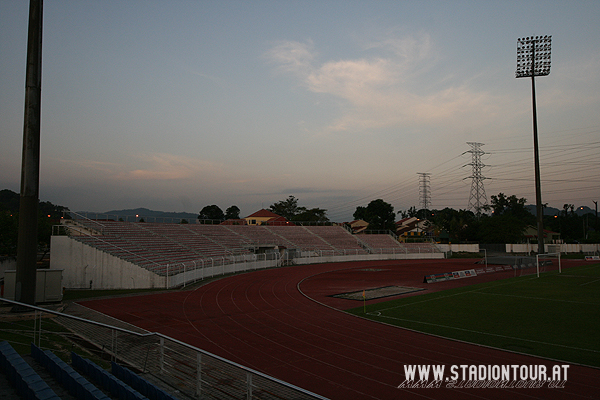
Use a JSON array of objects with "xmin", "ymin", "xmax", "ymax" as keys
[{"xmin": 536, "ymin": 252, "xmax": 561, "ymax": 278}]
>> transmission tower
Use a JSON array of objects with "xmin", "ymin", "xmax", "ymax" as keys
[
  {"xmin": 466, "ymin": 142, "xmax": 488, "ymax": 215},
  {"xmin": 417, "ymin": 173, "xmax": 431, "ymax": 211}
]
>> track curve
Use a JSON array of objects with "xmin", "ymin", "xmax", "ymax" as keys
[{"xmin": 80, "ymin": 259, "xmax": 600, "ymax": 399}]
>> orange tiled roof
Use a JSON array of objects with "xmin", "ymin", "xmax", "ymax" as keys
[{"xmin": 245, "ymin": 209, "xmax": 282, "ymax": 219}]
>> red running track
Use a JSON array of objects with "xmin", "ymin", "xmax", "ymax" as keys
[{"xmin": 80, "ymin": 259, "xmax": 600, "ymax": 399}]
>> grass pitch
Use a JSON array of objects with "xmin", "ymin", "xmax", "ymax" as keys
[{"xmin": 347, "ymin": 263, "xmax": 600, "ymax": 367}]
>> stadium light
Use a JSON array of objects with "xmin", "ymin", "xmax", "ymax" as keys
[{"xmin": 516, "ymin": 35, "xmax": 551, "ymax": 255}]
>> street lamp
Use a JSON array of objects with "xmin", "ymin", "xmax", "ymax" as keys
[{"xmin": 516, "ymin": 35, "xmax": 552, "ymax": 254}]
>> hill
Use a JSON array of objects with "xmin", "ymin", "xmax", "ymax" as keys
[
  {"xmin": 0, "ymin": 189, "xmax": 69, "ymax": 216},
  {"xmin": 77, "ymin": 207, "xmax": 198, "ymax": 222},
  {"xmin": 525, "ymin": 204, "xmax": 595, "ymax": 217}
]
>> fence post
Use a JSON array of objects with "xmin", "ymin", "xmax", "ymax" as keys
[
  {"xmin": 196, "ymin": 352, "xmax": 202, "ymax": 397},
  {"xmin": 246, "ymin": 372, "xmax": 253, "ymax": 399},
  {"xmin": 159, "ymin": 337, "xmax": 165, "ymax": 372},
  {"xmin": 111, "ymin": 329, "xmax": 118, "ymax": 362}
]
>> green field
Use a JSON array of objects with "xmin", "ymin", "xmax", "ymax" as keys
[{"xmin": 347, "ymin": 263, "xmax": 600, "ymax": 367}]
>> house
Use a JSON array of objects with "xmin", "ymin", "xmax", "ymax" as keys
[
  {"xmin": 524, "ymin": 225, "xmax": 561, "ymax": 243},
  {"xmin": 396, "ymin": 217, "xmax": 430, "ymax": 242},
  {"xmin": 242, "ymin": 209, "xmax": 294, "ymax": 226},
  {"xmin": 348, "ymin": 220, "xmax": 369, "ymax": 234}
]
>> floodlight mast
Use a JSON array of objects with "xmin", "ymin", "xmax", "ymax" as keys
[
  {"xmin": 15, "ymin": 0, "xmax": 43, "ymax": 306},
  {"xmin": 516, "ymin": 35, "xmax": 551, "ymax": 255}
]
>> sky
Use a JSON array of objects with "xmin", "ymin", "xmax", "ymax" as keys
[{"xmin": 1, "ymin": 1, "xmax": 599, "ymax": 222}]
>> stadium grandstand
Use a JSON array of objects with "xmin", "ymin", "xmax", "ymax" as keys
[{"xmin": 50, "ymin": 211, "xmax": 443, "ymax": 290}]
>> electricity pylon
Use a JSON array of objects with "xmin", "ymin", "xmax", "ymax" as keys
[
  {"xmin": 418, "ymin": 173, "xmax": 431, "ymax": 212},
  {"xmin": 466, "ymin": 142, "xmax": 487, "ymax": 215}
]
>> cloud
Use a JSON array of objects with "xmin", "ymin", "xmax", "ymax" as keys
[
  {"xmin": 307, "ymin": 58, "xmax": 394, "ymax": 98},
  {"xmin": 265, "ymin": 34, "xmax": 502, "ymax": 135},
  {"xmin": 265, "ymin": 39, "xmax": 315, "ymax": 76},
  {"xmin": 115, "ymin": 153, "xmax": 222, "ymax": 181}
]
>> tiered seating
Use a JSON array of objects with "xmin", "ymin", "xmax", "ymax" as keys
[
  {"xmin": 72, "ymin": 235, "xmax": 176, "ymax": 273},
  {"xmin": 67, "ymin": 220, "xmax": 438, "ymax": 275},
  {"xmin": 1, "ymin": 343, "xmax": 178, "ymax": 400},
  {"xmin": 0, "ymin": 341, "xmax": 60, "ymax": 400},
  {"xmin": 112, "ymin": 361, "xmax": 178, "ymax": 400},
  {"xmin": 225, "ymin": 225, "xmax": 295, "ymax": 248},
  {"xmin": 267, "ymin": 226, "xmax": 334, "ymax": 251},
  {"xmin": 30, "ymin": 343, "xmax": 109, "ymax": 400},
  {"xmin": 304, "ymin": 226, "xmax": 367, "ymax": 254},
  {"xmin": 71, "ymin": 223, "xmax": 255, "ymax": 275},
  {"xmin": 186, "ymin": 225, "xmax": 253, "ymax": 254},
  {"xmin": 71, "ymin": 352, "xmax": 148, "ymax": 400},
  {"xmin": 357, "ymin": 234, "xmax": 404, "ymax": 252}
]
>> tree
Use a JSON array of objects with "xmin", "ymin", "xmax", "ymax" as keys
[
  {"xmin": 198, "ymin": 205, "xmax": 225, "ymax": 222},
  {"xmin": 0, "ymin": 190, "xmax": 70, "ymax": 254},
  {"xmin": 269, "ymin": 196, "xmax": 302, "ymax": 220},
  {"xmin": 225, "ymin": 205, "xmax": 240, "ymax": 220},
  {"xmin": 0, "ymin": 209, "xmax": 18, "ymax": 255},
  {"xmin": 475, "ymin": 193, "xmax": 534, "ymax": 243},
  {"xmin": 562, "ymin": 204, "xmax": 575, "ymax": 217},
  {"xmin": 353, "ymin": 199, "xmax": 395, "ymax": 231},
  {"xmin": 268, "ymin": 196, "xmax": 329, "ymax": 223},
  {"xmin": 292, "ymin": 208, "xmax": 329, "ymax": 223},
  {"xmin": 397, "ymin": 206, "xmax": 418, "ymax": 219},
  {"xmin": 470, "ymin": 214, "xmax": 528, "ymax": 243},
  {"xmin": 429, "ymin": 208, "xmax": 475, "ymax": 243},
  {"xmin": 485, "ymin": 193, "xmax": 532, "ymax": 221}
]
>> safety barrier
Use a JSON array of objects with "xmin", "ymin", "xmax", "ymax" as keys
[
  {"xmin": 0, "ymin": 341, "xmax": 60, "ymax": 400},
  {"xmin": 0, "ymin": 298, "xmax": 328, "ymax": 400}
]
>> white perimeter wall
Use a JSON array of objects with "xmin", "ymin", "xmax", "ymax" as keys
[
  {"xmin": 436, "ymin": 244, "xmax": 480, "ymax": 253},
  {"xmin": 506, "ymin": 243, "xmax": 600, "ymax": 254},
  {"xmin": 50, "ymin": 236, "xmax": 166, "ymax": 289},
  {"xmin": 292, "ymin": 252, "xmax": 444, "ymax": 265}
]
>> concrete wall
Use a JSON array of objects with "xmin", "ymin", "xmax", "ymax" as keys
[
  {"xmin": 292, "ymin": 252, "xmax": 444, "ymax": 265},
  {"xmin": 167, "ymin": 257, "xmax": 280, "ymax": 288},
  {"xmin": 436, "ymin": 243, "xmax": 480, "ymax": 253},
  {"xmin": 50, "ymin": 236, "xmax": 166, "ymax": 289},
  {"xmin": 506, "ymin": 243, "xmax": 600, "ymax": 254}
]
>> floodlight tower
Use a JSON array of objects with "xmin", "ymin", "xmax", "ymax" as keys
[
  {"xmin": 466, "ymin": 142, "xmax": 487, "ymax": 215},
  {"xmin": 15, "ymin": 0, "xmax": 43, "ymax": 306},
  {"xmin": 418, "ymin": 173, "xmax": 431, "ymax": 212},
  {"xmin": 516, "ymin": 35, "xmax": 552, "ymax": 254}
]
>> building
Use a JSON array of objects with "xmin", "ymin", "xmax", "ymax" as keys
[
  {"xmin": 396, "ymin": 217, "xmax": 431, "ymax": 242},
  {"xmin": 243, "ymin": 209, "xmax": 294, "ymax": 226},
  {"xmin": 524, "ymin": 225, "xmax": 561, "ymax": 243}
]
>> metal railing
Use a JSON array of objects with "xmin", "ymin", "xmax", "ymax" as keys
[{"xmin": 0, "ymin": 298, "xmax": 328, "ymax": 400}]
